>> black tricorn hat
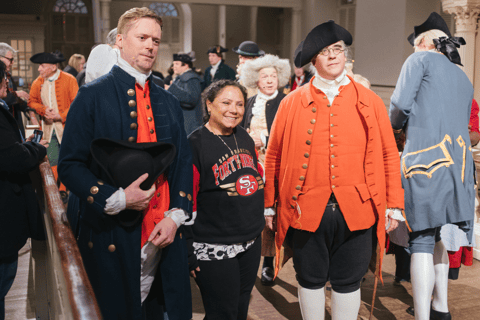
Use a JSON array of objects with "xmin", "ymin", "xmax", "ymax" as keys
[
  {"xmin": 173, "ymin": 51, "xmax": 196, "ymax": 63},
  {"xmin": 232, "ymin": 41, "xmax": 265, "ymax": 57},
  {"xmin": 294, "ymin": 20, "xmax": 352, "ymax": 68},
  {"xmin": 30, "ymin": 50, "xmax": 66, "ymax": 64},
  {"xmin": 407, "ymin": 12, "xmax": 451, "ymax": 46},
  {"xmin": 90, "ymin": 138, "xmax": 176, "ymax": 226},
  {"xmin": 207, "ymin": 45, "xmax": 228, "ymax": 55}
]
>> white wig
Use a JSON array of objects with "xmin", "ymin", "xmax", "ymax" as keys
[
  {"xmin": 240, "ymin": 54, "xmax": 291, "ymax": 89},
  {"xmin": 414, "ymin": 29, "xmax": 448, "ymax": 52}
]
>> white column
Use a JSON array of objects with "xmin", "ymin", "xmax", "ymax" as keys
[
  {"xmin": 290, "ymin": 8, "xmax": 302, "ymax": 63},
  {"xmin": 219, "ymin": 5, "xmax": 226, "ymax": 48},
  {"xmin": 99, "ymin": 0, "xmax": 111, "ymax": 43},
  {"xmin": 180, "ymin": 4, "xmax": 192, "ymax": 52},
  {"xmin": 475, "ymin": 21, "xmax": 480, "ymax": 103},
  {"xmin": 250, "ymin": 7, "xmax": 258, "ymax": 42},
  {"xmin": 91, "ymin": 0, "xmax": 102, "ymax": 44}
]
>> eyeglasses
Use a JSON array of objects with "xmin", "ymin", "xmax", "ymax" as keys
[
  {"xmin": 0, "ymin": 55, "xmax": 14, "ymax": 64},
  {"xmin": 319, "ymin": 47, "xmax": 345, "ymax": 56}
]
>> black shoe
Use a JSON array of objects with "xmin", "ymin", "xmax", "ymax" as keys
[
  {"xmin": 406, "ymin": 307, "xmax": 414, "ymax": 316},
  {"xmin": 261, "ymin": 267, "xmax": 275, "ymax": 286},
  {"xmin": 430, "ymin": 307, "xmax": 451, "ymax": 320}
]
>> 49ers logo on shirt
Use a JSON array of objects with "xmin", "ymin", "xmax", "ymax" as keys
[{"xmin": 236, "ymin": 174, "xmax": 258, "ymax": 196}]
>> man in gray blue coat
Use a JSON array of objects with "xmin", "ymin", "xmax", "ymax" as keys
[{"xmin": 389, "ymin": 12, "xmax": 474, "ymax": 320}]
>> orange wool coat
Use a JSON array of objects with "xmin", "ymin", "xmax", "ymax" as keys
[
  {"xmin": 264, "ymin": 76, "xmax": 404, "ymax": 278},
  {"xmin": 28, "ymin": 71, "xmax": 79, "ymax": 124}
]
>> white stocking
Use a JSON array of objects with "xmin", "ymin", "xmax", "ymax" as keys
[
  {"xmin": 411, "ymin": 253, "xmax": 434, "ymax": 320},
  {"xmin": 298, "ymin": 285, "xmax": 325, "ymax": 320},
  {"xmin": 330, "ymin": 288, "xmax": 361, "ymax": 320},
  {"xmin": 432, "ymin": 240, "xmax": 449, "ymax": 313}
]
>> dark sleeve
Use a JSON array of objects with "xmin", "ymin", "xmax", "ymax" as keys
[
  {"xmin": 0, "ymin": 113, "xmax": 46, "ymax": 174},
  {"xmin": 168, "ymin": 76, "xmax": 202, "ymax": 109}
]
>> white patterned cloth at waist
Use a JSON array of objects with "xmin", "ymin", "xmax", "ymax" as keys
[{"xmin": 193, "ymin": 237, "xmax": 257, "ymax": 260}]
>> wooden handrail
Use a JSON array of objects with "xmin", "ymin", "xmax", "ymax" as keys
[{"xmin": 34, "ymin": 157, "xmax": 102, "ymax": 319}]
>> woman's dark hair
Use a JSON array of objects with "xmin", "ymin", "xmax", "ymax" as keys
[
  {"xmin": 202, "ymin": 79, "xmax": 248, "ymax": 123},
  {"xmin": 0, "ymin": 60, "xmax": 6, "ymax": 82}
]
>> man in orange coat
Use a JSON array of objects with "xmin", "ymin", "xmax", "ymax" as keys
[{"xmin": 263, "ymin": 21, "xmax": 405, "ymax": 319}]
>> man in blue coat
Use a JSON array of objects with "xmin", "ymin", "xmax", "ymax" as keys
[
  {"xmin": 390, "ymin": 12, "xmax": 474, "ymax": 320},
  {"xmin": 58, "ymin": 7, "xmax": 193, "ymax": 320}
]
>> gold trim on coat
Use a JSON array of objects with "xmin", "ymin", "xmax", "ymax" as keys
[
  {"xmin": 456, "ymin": 135, "xmax": 466, "ymax": 183},
  {"xmin": 402, "ymin": 134, "xmax": 453, "ymax": 179}
]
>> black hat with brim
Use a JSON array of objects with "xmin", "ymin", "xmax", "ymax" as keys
[
  {"xmin": 207, "ymin": 46, "xmax": 228, "ymax": 55},
  {"xmin": 232, "ymin": 41, "xmax": 265, "ymax": 57},
  {"xmin": 30, "ymin": 50, "xmax": 66, "ymax": 64},
  {"xmin": 90, "ymin": 138, "xmax": 176, "ymax": 227},
  {"xmin": 173, "ymin": 53, "xmax": 194, "ymax": 63},
  {"xmin": 294, "ymin": 20, "xmax": 352, "ymax": 68},
  {"xmin": 407, "ymin": 12, "xmax": 451, "ymax": 46}
]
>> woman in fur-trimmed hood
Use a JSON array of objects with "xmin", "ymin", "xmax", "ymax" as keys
[{"xmin": 240, "ymin": 53, "xmax": 291, "ymax": 286}]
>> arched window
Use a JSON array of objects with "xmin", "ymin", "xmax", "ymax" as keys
[
  {"xmin": 149, "ymin": 3, "xmax": 181, "ymax": 43},
  {"xmin": 53, "ymin": 0, "xmax": 88, "ymax": 14},
  {"xmin": 149, "ymin": 3, "xmax": 178, "ymax": 17}
]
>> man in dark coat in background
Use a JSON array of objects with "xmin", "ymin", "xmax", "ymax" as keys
[
  {"xmin": 203, "ymin": 45, "xmax": 235, "ymax": 90},
  {"xmin": 0, "ymin": 60, "xmax": 48, "ymax": 320}
]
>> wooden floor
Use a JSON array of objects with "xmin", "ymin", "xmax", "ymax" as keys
[{"xmin": 6, "ymin": 242, "xmax": 480, "ymax": 320}]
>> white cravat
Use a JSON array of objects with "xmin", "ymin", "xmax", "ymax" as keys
[
  {"xmin": 312, "ymin": 69, "xmax": 350, "ymax": 105},
  {"xmin": 252, "ymin": 90, "xmax": 278, "ymax": 117},
  {"xmin": 210, "ymin": 60, "xmax": 222, "ymax": 78},
  {"xmin": 117, "ymin": 55, "xmax": 152, "ymax": 87}
]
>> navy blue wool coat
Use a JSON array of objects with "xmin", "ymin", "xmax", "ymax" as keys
[{"xmin": 58, "ymin": 65, "xmax": 193, "ymax": 320}]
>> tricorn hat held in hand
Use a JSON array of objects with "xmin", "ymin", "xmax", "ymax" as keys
[
  {"xmin": 90, "ymin": 138, "xmax": 176, "ymax": 226},
  {"xmin": 232, "ymin": 41, "xmax": 265, "ymax": 57},
  {"xmin": 407, "ymin": 12, "xmax": 451, "ymax": 46},
  {"xmin": 294, "ymin": 20, "xmax": 352, "ymax": 68},
  {"xmin": 30, "ymin": 50, "xmax": 66, "ymax": 64}
]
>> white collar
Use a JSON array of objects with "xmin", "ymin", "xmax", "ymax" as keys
[
  {"xmin": 312, "ymin": 69, "xmax": 350, "ymax": 105},
  {"xmin": 117, "ymin": 55, "xmax": 152, "ymax": 87},
  {"xmin": 47, "ymin": 69, "xmax": 61, "ymax": 82},
  {"xmin": 212, "ymin": 60, "xmax": 222, "ymax": 69}
]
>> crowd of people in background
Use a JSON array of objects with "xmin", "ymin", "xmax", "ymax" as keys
[{"xmin": 0, "ymin": 7, "xmax": 477, "ymax": 320}]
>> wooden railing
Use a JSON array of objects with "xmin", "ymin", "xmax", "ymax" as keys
[{"xmin": 30, "ymin": 158, "xmax": 102, "ymax": 320}]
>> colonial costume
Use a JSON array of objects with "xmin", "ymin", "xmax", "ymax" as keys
[
  {"xmin": 203, "ymin": 46, "xmax": 236, "ymax": 89},
  {"xmin": 264, "ymin": 21, "xmax": 404, "ymax": 319},
  {"xmin": 233, "ymin": 41, "xmax": 265, "ymax": 99},
  {"xmin": 389, "ymin": 12, "xmax": 474, "ymax": 320}
]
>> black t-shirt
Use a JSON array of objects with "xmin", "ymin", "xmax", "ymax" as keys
[{"xmin": 188, "ymin": 125, "xmax": 265, "ymax": 244}]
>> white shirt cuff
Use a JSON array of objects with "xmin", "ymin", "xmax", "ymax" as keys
[
  {"xmin": 164, "ymin": 208, "xmax": 188, "ymax": 228},
  {"xmin": 386, "ymin": 208, "xmax": 405, "ymax": 221},
  {"xmin": 104, "ymin": 188, "xmax": 126, "ymax": 215},
  {"xmin": 264, "ymin": 207, "xmax": 276, "ymax": 217}
]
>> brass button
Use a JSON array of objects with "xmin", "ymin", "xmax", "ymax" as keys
[
  {"xmin": 146, "ymin": 105, "xmax": 150, "ymax": 110},
  {"xmin": 98, "ymin": 181, "xmax": 104, "ymax": 185},
  {"xmin": 128, "ymin": 137, "xmax": 135, "ymax": 142},
  {"xmin": 310, "ymin": 119, "xmax": 316, "ymax": 124},
  {"xmin": 90, "ymin": 186, "xmax": 99, "ymax": 195},
  {"xmin": 108, "ymin": 244, "xmax": 116, "ymax": 252},
  {"xmin": 332, "ymin": 185, "xmax": 336, "ymax": 189},
  {"xmin": 130, "ymin": 111, "xmax": 137, "ymax": 118},
  {"xmin": 332, "ymin": 176, "xmax": 335, "ymax": 179},
  {"xmin": 330, "ymin": 144, "xmax": 334, "ymax": 148},
  {"xmin": 150, "ymin": 129, "xmax": 154, "ymax": 134},
  {"xmin": 302, "ymin": 164, "xmax": 308, "ymax": 169},
  {"xmin": 128, "ymin": 100, "xmax": 136, "ymax": 107},
  {"xmin": 179, "ymin": 191, "xmax": 186, "ymax": 197},
  {"xmin": 330, "ymin": 114, "xmax": 334, "ymax": 117},
  {"xmin": 157, "ymin": 193, "xmax": 160, "ymax": 197},
  {"xmin": 130, "ymin": 123, "xmax": 137, "ymax": 130},
  {"xmin": 127, "ymin": 89, "xmax": 135, "ymax": 96},
  {"xmin": 180, "ymin": 233, "xmax": 183, "ymax": 239},
  {"xmin": 330, "ymin": 135, "xmax": 334, "ymax": 138},
  {"xmin": 330, "ymin": 124, "xmax": 334, "ymax": 127},
  {"xmin": 87, "ymin": 196, "xmax": 94, "ymax": 204},
  {"xmin": 88, "ymin": 241, "xmax": 93, "ymax": 249},
  {"xmin": 306, "ymin": 140, "xmax": 311, "ymax": 145},
  {"xmin": 331, "ymin": 155, "xmax": 335, "ymax": 158},
  {"xmin": 312, "ymin": 107, "xmax": 317, "ymax": 113},
  {"xmin": 327, "ymin": 104, "xmax": 331, "ymax": 107},
  {"xmin": 307, "ymin": 129, "xmax": 313, "ymax": 134},
  {"xmin": 331, "ymin": 165, "xmax": 335, "ymax": 168},
  {"xmin": 299, "ymin": 176, "xmax": 305, "ymax": 181},
  {"xmin": 187, "ymin": 194, "xmax": 192, "ymax": 201},
  {"xmin": 292, "ymin": 195, "xmax": 298, "ymax": 200},
  {"xmin": 323, "ymin": 96, "xmax": 327, "ymax": 99},
  {"xmin": 304, "ymin": 153, "xmax": 309, "ymax": 158},
  {"xmin": 148, "ymin": 117, "xmax": 152, "ymax": 121},
  {"xmin": 296, "ymin": 185, "xmax": 301, "ymax": 190}
]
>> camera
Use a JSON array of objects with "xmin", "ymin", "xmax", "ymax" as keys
[{"xmin": 33, "ymin": 129, "xmax": 43, "ymax": 143}]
